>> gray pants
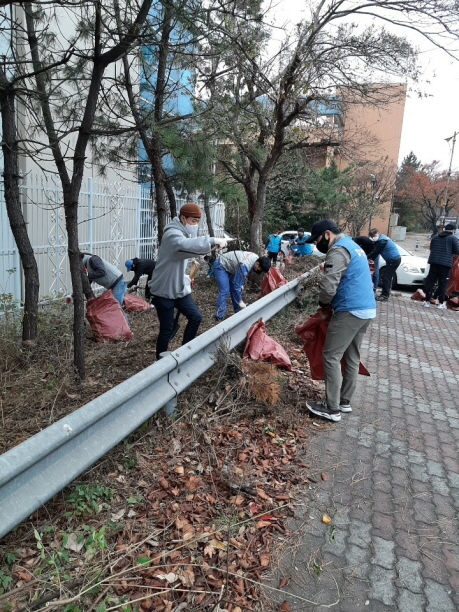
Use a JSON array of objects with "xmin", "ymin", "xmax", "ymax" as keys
[{"xmin": 322, "ymin": 311, "xmax": 371, "ymax": 410}]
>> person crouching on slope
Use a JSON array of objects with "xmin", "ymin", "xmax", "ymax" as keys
[
  {"xmin": 213, "ymin": 250, "xmax": 271, "ymax": 320},
  {"xmin": 149, "ymin": 203, "xmax": 227, "ymax": 359}
]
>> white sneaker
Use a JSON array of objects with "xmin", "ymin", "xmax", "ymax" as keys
[
  {"xmin": 437, "ymin": 303, "xmax": 447, "ymax": 310},
  {"xmin": 422, "ymin": 301, "xmax": 430, "ymax": 307}
]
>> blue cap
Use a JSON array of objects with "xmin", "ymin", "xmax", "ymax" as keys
[{"xmin": 125, "ymin": 259, "xmax": 133, "ymax": 272}]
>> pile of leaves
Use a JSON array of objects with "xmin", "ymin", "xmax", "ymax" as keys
[{"xmin": 0, "ymin": 255, "xmax": 326, "ymax": 611}]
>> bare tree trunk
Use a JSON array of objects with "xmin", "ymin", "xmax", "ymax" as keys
[
  {"xmin": 164, "ymin": 174, "xmax": 177, "ymax": 218},
  {"xmin": 151, "ymin": 142, "xmax": 168, "ymax": 241},
  {"xmin": 81, "ymin": 264, "xmax": 95, "ymax": 300},
  {"xmin": 25, "ymin": 0, "xmax": 152, "ymax": 378},
  {"xmin": 203, "ymin": 193, "xmax": 214, "ymax": 237},
  {"xmin": 0, "ymin": 71, "xmax": 40, "ymax": 343}
]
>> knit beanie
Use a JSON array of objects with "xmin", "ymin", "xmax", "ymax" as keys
[{"xmin": 179, "ymin": 202, "xmax": 202, "ymax": 219}]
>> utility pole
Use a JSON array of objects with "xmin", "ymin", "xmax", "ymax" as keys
[
  {"xmin": 442, "ymin": 131, "xmax": 457, "ymax": 228},
  {"xmin": 368, "ymin": 174, "xmax": 377, "ymax": 233}
]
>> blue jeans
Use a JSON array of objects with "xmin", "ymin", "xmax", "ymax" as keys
[
  {"xmin": 213, "ymin": 260, "xmax": 245, "ymax": 318},
  {"xmin": 152, "ymin": 294, "xmax": 202, "ymax": 359},
  {"xmin": 112, "ymin": 278, "xmax": 127, "ymax": 306}
]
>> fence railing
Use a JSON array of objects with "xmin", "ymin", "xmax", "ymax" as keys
[
  {"xmin": 0, "ymin": 269, "xmax": 313, "ymax": 539},
  {"xmin": 0, "ymin": 176, "xmax": 226, "ymax": 302}
]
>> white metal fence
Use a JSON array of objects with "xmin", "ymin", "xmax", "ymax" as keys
[{"xmin": 0, "ymin": 176, "xmax": 225, "ymax": 302}]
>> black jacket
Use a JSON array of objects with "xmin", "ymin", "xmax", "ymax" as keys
[
  {"xmin": 428, "ymin": 232, "xmax": 459, "ymax": 268},
  {"xmin": 127, "ymin": 258, "xmax": 156, "ymax": 288},
  {"xmin": 353, "ymin": 236, "xmax": 374, "ymax": 257}
]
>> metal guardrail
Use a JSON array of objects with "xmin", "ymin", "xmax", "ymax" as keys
[{"xmin": 0, "ymin": 268, "xmax": 315, "ymax": 539}]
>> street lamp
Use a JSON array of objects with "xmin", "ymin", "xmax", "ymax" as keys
[
  {"xmin": 442, "ymin": 131, "xmax": 457, "ymax": 228},
  {"xmin": 367, "ymin": 174, "xmax": 377, "ymax": 233}
]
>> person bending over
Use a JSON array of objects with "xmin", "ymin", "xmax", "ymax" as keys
[{"xmin": 213, "ymin": 251, "xmax": 270, "ymax": 320}]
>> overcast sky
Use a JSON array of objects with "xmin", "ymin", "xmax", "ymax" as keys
[
  {"xmin": 398, "ymin": 47, "xmax": 459, "ymax": 170},
  {"xmin": 269, "ymin": 2, "xmax": 459, "ymax": 171}
]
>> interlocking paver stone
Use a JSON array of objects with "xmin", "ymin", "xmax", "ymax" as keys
[{"xmin": 269, "ymin": 296, "xmax": 459, "ymax": 611}]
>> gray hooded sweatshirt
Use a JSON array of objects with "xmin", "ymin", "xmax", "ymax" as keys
[{"xmin": 149, "ymin": 218, "xmax": 215, "ymax": 299}]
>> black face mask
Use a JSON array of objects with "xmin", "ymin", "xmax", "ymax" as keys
[
  {"xmin": 254, "ymin": 268, "xmax": 263, "ymax": 274},
  {"xmin": 316, "ymin": 235, "xmax": 330, "ymax": 254}
]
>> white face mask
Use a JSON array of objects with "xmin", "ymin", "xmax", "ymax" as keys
[
  {"xmin": 370, "ymin": 236, "xmax": 378, "ymax": 242},
  {"xmin": 186, "ymin": 223, "xmax": 198, "ymax": 237}
]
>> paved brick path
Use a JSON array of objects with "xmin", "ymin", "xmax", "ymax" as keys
[{"xmin": 272, "ymin": 295, "xmax": 459, "ymax": 611}]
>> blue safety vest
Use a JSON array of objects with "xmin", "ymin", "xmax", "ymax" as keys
[
  {"xmin": 294, "ymin": 236, "xmax": 313, "ymax": 255},
  {"xmin": 331, "ymin": 235, "xmax": 376, "ymax": 312},
  {"xmin": 377, "ymin": 234, "xmax": 400, "ymax": 261},
  {"xmin": 266, "ymin": 234, "xmax": 282, "ymax": 252}
]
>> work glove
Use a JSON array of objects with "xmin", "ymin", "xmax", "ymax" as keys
[
  {"xmin": 213, "ymin": 238, "xmax": 228, "ymax": 249},
  {"xmin": 127, "ymin": 285, "xmax": 137, "ymax": 293},
  {"xmin": 238, "ymin": 300, "xmax": 247, "ymax": 309}
]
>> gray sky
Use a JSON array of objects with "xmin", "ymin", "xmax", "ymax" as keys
[{"xmin": 398, "ymin": 47, "xmax": 459, "ymax": 170}]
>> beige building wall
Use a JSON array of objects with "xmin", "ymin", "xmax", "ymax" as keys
[{"xmin": 337, "ymin": 83, "xmax": 407, "ymax": 234}]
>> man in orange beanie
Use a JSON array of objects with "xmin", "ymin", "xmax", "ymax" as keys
[{"xmin": 149, "ymin": 203, "xmax": 227, "ymax": 359}]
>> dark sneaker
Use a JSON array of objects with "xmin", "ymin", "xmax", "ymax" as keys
[
  {"xmin": 339, "ymin": 403, "xmax": 352, "ymax": 413},
  {"xmin": 306, "ymin": 401, "xmax": 341, "ymax": 422},
  {"xmin": 376, "ymin": 295, "xmax": 389, "ymax": 302}
]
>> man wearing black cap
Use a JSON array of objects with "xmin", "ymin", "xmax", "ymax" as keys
[
  {"xmin": 422, "ymin": 223, "xmax": 459, "ymax": 309},
  {"xmin": 303, "ymin": 220, "xmax": 376, "ymax": 422},
  {"xmin": 125, "ymin": 258, "xmax": 156, "ymax": 300}
]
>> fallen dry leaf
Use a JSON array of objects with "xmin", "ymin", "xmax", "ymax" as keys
[
  {"xmin": 280, "ymin": 601, "xmax": 291, "ymax": 611},
  {"xmin": 321, "ymin": 514, "xmax": 332, "ymax": 524},
  {"xmin": 321, "ymin": 472, "xmax": 328, "ymax": 481}
]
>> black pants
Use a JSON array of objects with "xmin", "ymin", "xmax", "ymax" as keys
[
  {"xmin": 424, "ymin": 263, "xmax": 451, "ymax": 304},
  {"xmin": 267, "ymin": 251, "xmax": 278, "ymax": 264},
  {"xmin": 152, "ymin": 294, "xmax": 202, "ymax": 359},
  {"xmin": 380, "ymin": 257, "xmax": 401, "ymax": 297}
]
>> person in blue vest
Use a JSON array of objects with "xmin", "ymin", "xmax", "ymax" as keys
[
  {"xmin": 367, "ymin": 228, "xmax": 401, "ymax": 301},
  {"xmin": 290, "ymin": 228, "xmax": 313, "ymax": 256},
  {"xmin": 352, "ymin": 235, "xmax": 380, "ymax": 291},
  {"xmin": 265, "ymin": 230, "xmax": 283, "ymax": 264},
  {"xmin": 303, "ymin": 220, "xmax": 376, "ymax": 423}
]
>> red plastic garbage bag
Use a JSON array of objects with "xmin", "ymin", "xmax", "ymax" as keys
[
  {"xmin": 411, "ymin": 288, "xmax": 426, "ymax": 301},
  {"xmin": 86, "ymin": 290, "xmax": 132, "ymax": 342},
  {"xmin": 284, "ymin": 251, "xmax": 293, "ymax": 265},
  {"xmin": 123, "ymin": 293, "xmax": 151, "ymax": 312},
  {"xmin": 295, "ymin": 308, "xmax": 370, "ymax": 380},
  {"xmin": 260, "ymin": 267, "xmax": 287, "ymax": 297},
  {"xmin": 446, "ymin": 255, "xmax": 459, "ymax": 297},
  {"xmin": 243, "ymin": 317, "xmax": 292, "ymax": 370},
  {"xmin": 446, "ymin": 296, "xmax": 459, "ymax": 311}
]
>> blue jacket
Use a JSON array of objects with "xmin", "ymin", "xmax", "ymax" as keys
[
  {"xmin": 331, "ymin": 236, "xmax": 376, "ymax": 312},
  {"xmin": 293, "ymin": 235, "xmax": 313, "ymax": 255},
  {"xmin": 428, "ymin": 231, "xmax": 459, "ymax": 267},
  {"xmin": 265, "ymin": 234, "xmax": 282, "ymax": 253},
  {"xmin": 368, "ymin": 234, "xmax": 400, "ymax": 262}
]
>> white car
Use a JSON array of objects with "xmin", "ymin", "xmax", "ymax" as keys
[
  {"xmin": 281, "ymin": 231, "xmax": 428, "ymax": 287},
  {"xmin": 279, "ymin": 231, "xmax": 323, "ymax": 257}
]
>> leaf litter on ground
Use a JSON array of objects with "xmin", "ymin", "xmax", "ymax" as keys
[{"xmin": 0, "ymin": 255, "xmax": 327, "ymax": 611}]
